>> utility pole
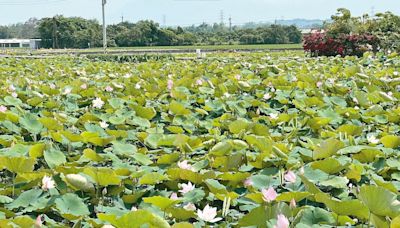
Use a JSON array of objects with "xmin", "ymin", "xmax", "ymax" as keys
[
  {"xmin": 102, "ymin": 0, "xmax": 107, "ymax": 53},
  {"xmin": 220, "ymin": 10, "xmax": 224, "ymax": 25},
  {"xmin": 162, "ymin": 15, "xmax": 166, "ymax": 28},
  {"xmin": 229, "ymin": 16, "xmax": 232, "ymax": 31}
]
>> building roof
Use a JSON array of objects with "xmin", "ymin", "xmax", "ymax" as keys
[{"xmin": 0, "ymin": 39, "xmax": 41, "ymax": 44}]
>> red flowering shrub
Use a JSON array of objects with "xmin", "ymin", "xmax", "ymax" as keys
[{"xmin": 303, "ymin": 32, "xmax": 379, "ymax": 57}]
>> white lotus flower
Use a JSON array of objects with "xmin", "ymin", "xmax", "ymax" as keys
[
  {"xmin": 135, "ymin": 83, "xmax": 141, "ymax": 89},
  {"xmin": 269, "ymin": 113, "xmax": 279, "ymax": 120},
  {"xmin": 42, "ymin": 175, "xmax": 56, "ymax": 191},
  {"xmin": 100, "ymin": 121, "xmax": 109, "ymax": 129},
  {"xmin": 11, "ymin": 92, "xmax": 18, "ymax": 98},
  {"xmin": 367, "ymin": 135, "xmax": 379, "ymax": 144},
  {"xmin": 263, "ymin": 93, "xmax": 272, "ymax": 100},
  {"xmin": 92, "ymin": 97, "xmax": 105, "ymax": 109},
  {"xmin": 101, "ymin": 225, "xmax": 116, "ymax": 228},
  {"xmin": 63, "ymin": 87, "xmax": 72, "ymax": 95},
  {"xmin": 197, "ymin": 205, "xmax": 222, "ymax": 223},
  {"xmin": 105, "ymin": 85, "xmax": 114, "ymax": 92},
  {"xmin": 9, "ymin": 85, "xmax": 16, "ymax": 91},
  {"xmin": 80, "ymin": 84, "xmax": 87, "ymax": 89},
  {"xmin": 179, "ymin": 182, "xmax": 195, "ymax": 195}
]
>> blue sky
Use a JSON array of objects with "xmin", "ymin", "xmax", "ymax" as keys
[{"xmin": 0, "ymin": 0, "xmax": 400, "ymax": 25}]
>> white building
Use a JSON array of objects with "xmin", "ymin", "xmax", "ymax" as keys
[{"xmin": 0, "ymin": 39, "xmax": 41, "ymax": 49}]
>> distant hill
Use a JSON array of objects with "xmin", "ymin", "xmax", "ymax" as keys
[{"xmin": 276, "ymin": 19, "xmax": 327, "ymax": 29}]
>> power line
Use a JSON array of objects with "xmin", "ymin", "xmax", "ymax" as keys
[{"xmin": 0, "ymin": 0, "xmax": 69, "ymax": 5}]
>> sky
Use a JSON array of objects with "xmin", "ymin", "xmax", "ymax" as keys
[{"xmin": 0, "ymin": 0, "xmax": 400, "ymax": 26}]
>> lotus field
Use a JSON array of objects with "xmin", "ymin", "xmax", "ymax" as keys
[{"xmin": 1, "ymin": 52, "xmax": 400, "ymax": 227}]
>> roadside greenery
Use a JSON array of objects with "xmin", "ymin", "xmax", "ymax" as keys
[{"xmin": 304, "ymin": 8, "xmax": 400, "ymax": 56}]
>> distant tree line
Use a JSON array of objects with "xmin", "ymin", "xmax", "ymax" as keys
[
  {"xmin": 0, "ymin": 18, "xmax": 39, "ymax": 39},
  {"xmin": 0, "ymin": 15, "xmax": 302, "ymax": 48}
]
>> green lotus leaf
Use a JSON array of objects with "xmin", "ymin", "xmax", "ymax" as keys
[
  {"xmin": 55, "ymin": 193, "xmax": 90, "ymax": 217},
  {"xmin": 98, "ymin": 210, "xmax": 170, "ymax": 228},
  {"xmin": 6, "ymin": 189, "xmax": 42, "ymax": 210},
  {"xmin": 381, "ymin": 135, "xmax": 400, "ymax": 148},
  {"xmin": 0, "ymin": 156, "xmax": 35, "ymax": 173},
  {"xmin": 44, "ymin": 148, "xmax": 66, "ymax": 168},
  {"xmin": 315, "ymin": 193, "xmax": 369, "ymax": 219},
  {"xmin": 313, "ymin": 138, "xmax": 344, "ymax": 160},
  {"xmin": 139, "ymin": 172, "xmax": 168, "ymax": 185},
  {"xmin": 133, "ymin": 105, "xmax": 157, "ymax": 120},
  {"xmin": 83, "ymin": 167, "xmax": 121, "ymax": 186},
  {"xmin": 297, "ymin": 207, "xmax": 335, "ymax": 226},
  {"xmin": 229, "ymin": 119, "xmax": 251, "ymax": 134},
  {"xmin": 169, "ymin": 101, "xmax": 190, "ymax": 115},
  {"xmin": 19, "ymin": 113, "xmax": 43, "ymax": 134},
  {"xmin": 112, "ymin": 141, "xmax": 137, "ymax": 156},
  {"xmin": 358, "ymin": 185, "xmax": 400, "ymax": 218},
  {"xmin": 143, "ymin": 196, "xmax": 179, "ymax": 210},
  {"xmin": 0, "ymin": 195, "xmax": 13, "ymax": 204}
]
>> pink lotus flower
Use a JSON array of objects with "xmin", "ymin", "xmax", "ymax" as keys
[
  {"xmin": 9, "ymin": 85, "xmax": 16, "ymax": 91},
  {"xmin": 105, "ymin": 85, "xmax": 114, "ymax": 92},
  {"xmin": 243, "ymin": 178, "xmax": 253, "ymax": 187},
  {"xmin": 316, "ymin": 81, "xmax": 323, "ymax": 88},
  {"xmin": 34, "ymin": 215, "xmax": 43, "ymax": 228},
  {"xmin": 167, "ymin": 80, "xmax": 174, "ymax": 90},
  {"xmin": 196, "ymin": 79, "xmax": 203, "ymax": 86},
  {"xmin": 49, "ymin": 84, "xmax": 56, "ymax": 89},
  {"xmin": 184, "ymin": 203, "xmax": 196, "ymax": 211},
  {"xmin": 0, "ymin": 105, "xmax": 7, "ymax": 113},
  {"xmin": 92, "ymin": 97, "xmax": 105, "ymax": 109},
  {"xmin": 170, "ymin": 192, "xmax": 179, "ymax": 200},
  {"xmin": 80, "ymin": 84, "xmax": 87, "ymax": 89},
  {"xmin": 197, "ymin": 205, "xmax": 222, "ymax": 223},
  {"xmin": 235, "ymin": 75, "xmax": 241, "ymax": 80},
  {"xmin": 290, "ymin": 198, "xmax": 296, "ymax": 209},
  {"xmin": 11, "ymin": 92, "xmax": 18, "ymax": 98},
  {"xmin": 284, "ymin": 171, "xmax": 297, "ymax": 183},
  {"xmin": 262, "ymin": 187, "xmax": 277, "ymax": 203},
  {"xmin": 42, "ymin": 176, "xmax": 56, "ymax": 191},
  {"xmin": 274, "ymin": 214, "xmax": 289, "ymax": 228},
  {"xmin": 179, "ymin": 182, "xmax": 195, "ymax": 195},
  {"xmin": 177, "ymin": 160, "xmax": 195, "ymax": 171}
]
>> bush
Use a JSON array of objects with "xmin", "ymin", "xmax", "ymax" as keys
[{"xmin": 303, "ymin": 32, "xmax": 379, "ymax": 57}]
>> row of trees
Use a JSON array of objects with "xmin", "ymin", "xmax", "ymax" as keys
[
  {"xmin": 0, "ymin": 16, "xmax": 302, "ymax": 48},
  {"xmin": 0, "ymin": 18, "xmax": 39, "ymax": 39}
]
